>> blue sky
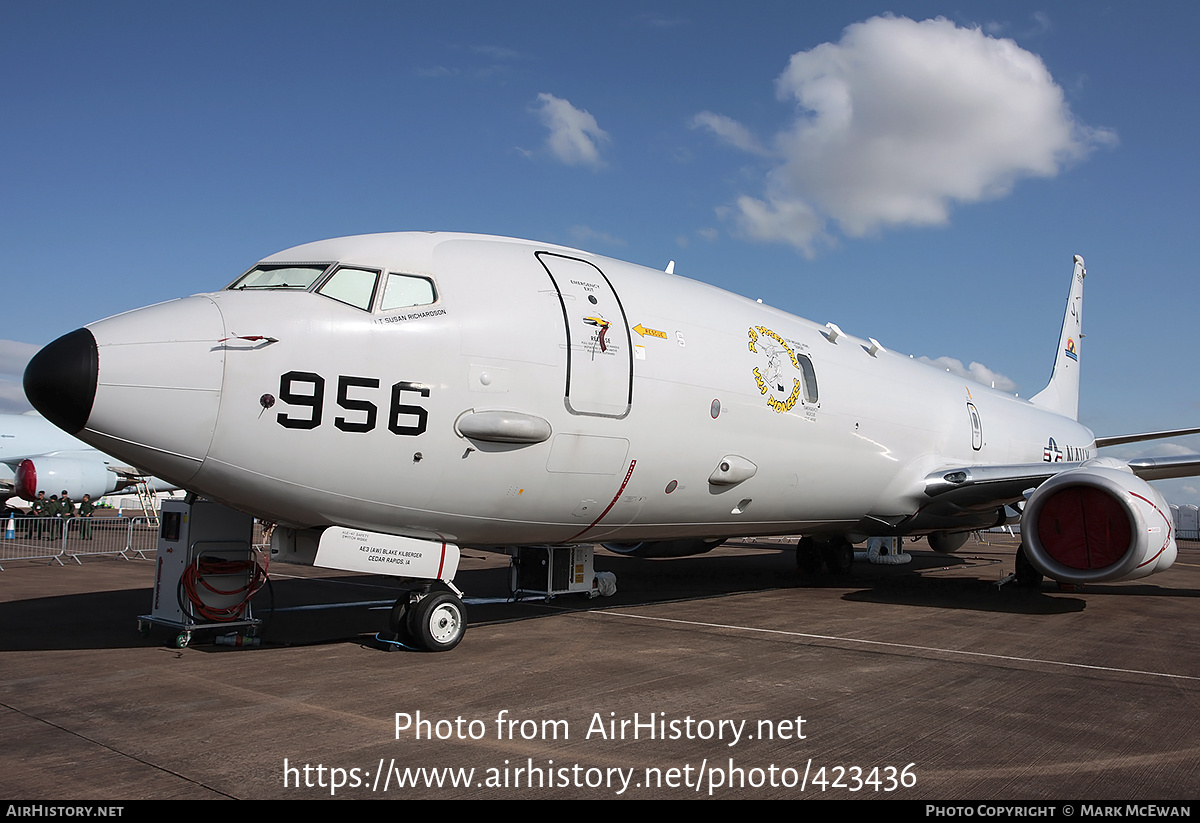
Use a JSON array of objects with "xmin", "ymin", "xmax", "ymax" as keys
[{"xmin": 3, "ymin": 1, "xmax": 1198, "ymax": 503}]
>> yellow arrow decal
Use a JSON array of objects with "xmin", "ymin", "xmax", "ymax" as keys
[{"xmin": 633, "ymin": 324, "xmax": 667, "ymax": 339}]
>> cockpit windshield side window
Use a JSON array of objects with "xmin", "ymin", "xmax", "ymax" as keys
[
  {"xmin": 316, "ymin": 266, "xmax": 380, "ymax": 311},
  {"xmin": 380, "ymin": 273, "xmax": 437, "ymax": 310},
  {"xmin": 228, "ymin": 264, "xmax": 330, "ymax": 291}
]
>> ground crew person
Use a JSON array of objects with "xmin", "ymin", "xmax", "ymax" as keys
[
  {"xmin": 47, "ymin": 495, "xmax": 62, "ymax": 540},
  {"xmin": 26, "ymin": 491, "xmax": 47, "ymax": 538},
  {"xmin": 78, "ymin": 494, "xmax": 95, "ymax": 539},
  {"xmin": 59, "ymin": 490, "xmax": 74, "ymax": 538}
]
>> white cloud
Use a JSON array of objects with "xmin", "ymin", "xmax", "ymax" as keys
[
  {"xmin": 675, "ymin": 227, "xmax": 718, "ymax": 248},
  {"xmin": 569, "ymin": 225, "xmax": 625, "ymax": 247},
  {"xmin": 698, "ymin": 15, "xmax": 1116, "ymax": 254},
  {"xmin": 0, "ymin": 380, "xmax": 32, "ymax": 414},
  {"xmin": 533, "ymin": 93, "xmax": 611, "ymax": 168},
  {"xmin": 918, "ymin": 355, "xmax": 1017, "ymax": 392},
  {"xmin": 691, "ymin": 111, "xmax": 770, "ymax": 156},
  {"xmin": 472, "ymin": 45, "xmax": 522, "ymax": 61},
  {"xmin": 1143, "ymin": 442, "xmax": 1200, "ymax": 458},
  {"xmin": 0, "ymin": 340, "xmax": 39, "ymax": 414},
  {"xmin": 417, "ymin": 43, "xmax": 525, "ymax": 81},
  {"xmin": 0, "ymin": 339, "xmax": 39, "ymax": 379},
  {"xmin": 986, "ymin": 12, "xmax": 1053, "ymax": 39},
  {"xmin": 415, "ymin": 65, "xmax": 458, "ymax": 79},
  {"xmin": 733, "ymin": 195, "xmax": 827, "ymax": 251},
  {"xmin": 1152, "ymin": 478, "xmax": 1200, "ymax": 508}
]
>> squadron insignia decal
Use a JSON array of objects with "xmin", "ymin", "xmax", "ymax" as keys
[
  {"xmin": 748, "ymin": 325, "xmax": 802, "ymax": 413},
  {"xmin": 1065, "ymin": 337, "xmax": 1078, "ymax": 361}
]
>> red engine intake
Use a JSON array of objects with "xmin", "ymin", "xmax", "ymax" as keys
[
  {"xmin": 1022, "ymin": 460, "xmax": 1176, "ymax": 584},
  {"xmin": 15, "ymin": 459, "xmax": 37, "ymax": 501}
]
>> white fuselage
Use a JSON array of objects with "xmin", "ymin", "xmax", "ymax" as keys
[{"xmin": 75, "ymin": 233, "xmax": 1096, "ymax": 546}]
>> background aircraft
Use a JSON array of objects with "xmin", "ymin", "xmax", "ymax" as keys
[
  {"xmin": 21, "ymin": 232, "xmax": 1200, "ymax": 650},
  {"xmin": 0, "ymin": 411, "xmax": 172, "ymax": 506}
]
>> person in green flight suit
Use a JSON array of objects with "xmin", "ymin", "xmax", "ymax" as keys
[
  {"xmin": 78, "ymin": 493, "xmax": 95, "ymax": 540},
  {"xmin": 59, "ymin": 490, "xmax": 74, "ymax": 539},
  {"xmin": 47, "ymin": 495, "xmax": 62, "ymax": 540},
  {"xmin": 26, "ymin": 491, "xmax": 47, "ymax": 539}
]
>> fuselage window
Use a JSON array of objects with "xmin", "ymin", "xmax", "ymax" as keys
[
  {"xmin": 797, "ymin": 354, "xmax": 819, "ymax": 404},
  {"xmin": 316, "ymin": 266, "xmax": 380, "ymax": 311},
  {"xmin": 228, "ymin": 264, "xmax": 330, "ymax": 291},
  {"xmin": 380, "ymin": 272, "xmax": 437, "ymax": 310}
]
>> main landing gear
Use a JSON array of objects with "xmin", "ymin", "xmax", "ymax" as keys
[
  {"xmin": 387, "ymin": 585, "xmax": 466, "ymax": 652},
  {"xmin": 1014, "ymin": 543, "xmax": 1044, "ymax": 589},
  {"xmin": 796, "ymin": 536, "xmax": 854, "ymax": 576}
]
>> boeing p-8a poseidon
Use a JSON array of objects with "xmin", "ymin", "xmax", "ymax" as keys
[{"xmin": 22, "ymin": 232, "xmax": 1200, "ymax": 650}]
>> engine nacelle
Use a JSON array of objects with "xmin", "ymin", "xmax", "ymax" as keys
[
  {"xmin": 1022, "ymin": 460, "xmax": 1176, "ymax": 584},
  {"xmin": 928, "ymin": 530, "xmax": 971, "ymax": 554},
  {"xmin": 15, "ymin": 457, "xmax": 122, "ymax": 502},
  {"xmin": 602, "ymin": 537, "xmax": 727, "ymax": 558}
]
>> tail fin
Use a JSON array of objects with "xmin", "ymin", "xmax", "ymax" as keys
[{"xmin": 1030, "ymin": 255, "xmax": 1086, "ymax": 420}]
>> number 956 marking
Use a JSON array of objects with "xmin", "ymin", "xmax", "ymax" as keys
[{"xmin": 275, "ymin": 371, "xmax": 429, "ymax": 436}]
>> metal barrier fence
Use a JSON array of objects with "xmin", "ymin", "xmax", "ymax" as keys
[{"xmin": 0, "ymin": 516, "xmax": 159, "ymax": 569}]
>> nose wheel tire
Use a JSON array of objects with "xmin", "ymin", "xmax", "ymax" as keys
[{"xmin": 408, "ymin": 591, "xmax": 466, "ymax": 652}]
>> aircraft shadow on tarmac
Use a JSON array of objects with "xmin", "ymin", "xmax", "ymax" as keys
[{"xmin": 13, "ymin": 542, "xmax": 1198, "ymax": 652}]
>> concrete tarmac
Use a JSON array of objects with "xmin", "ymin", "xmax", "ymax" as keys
[{"xmin": 1, "ymin": 535, "xmax": 1197, "ymax": 800}]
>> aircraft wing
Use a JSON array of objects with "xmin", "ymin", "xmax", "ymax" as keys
[
  {"xmin": 1125, "ymin": 454, "xmax": 1200, "ymax": 481},
  {"xmin": 922, "ymin": 453, "xmax": 1200, "ymax": 511},
  {"xmin": 1095, "ymin": 426, "xmax": 1200, "ymax": 448}
]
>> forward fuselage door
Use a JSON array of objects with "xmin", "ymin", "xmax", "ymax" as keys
[{"xmin": 536, "ymin": 252, "xmax": 633, "ymax": 418}]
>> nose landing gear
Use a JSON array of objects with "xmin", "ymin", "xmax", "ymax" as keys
[{"xmin": 386, "ymin": 585, "xmax": 467, "ymax": 652}]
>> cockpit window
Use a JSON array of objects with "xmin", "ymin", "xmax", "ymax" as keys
[
  {"xmin": 228, "ymin": 264, "xmax": 330, "ymax": 291},
  {"xmin": 227, "ymin": 262, "xmax": 433, "ymax": 314},
  {"xmin": 380, "ymin": 273, "xmax": 437, "ymax": 310},
  {"xmin": 317, "ymin": 266, "xmax": 380, "ymax": 311}
]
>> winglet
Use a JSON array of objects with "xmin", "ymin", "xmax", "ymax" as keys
[{"xmin": 1030, "ymin": 255, "xmax": 1086, "ymax": 420}]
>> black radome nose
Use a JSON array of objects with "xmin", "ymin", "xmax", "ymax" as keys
[{"xmin": 23, "ymin": 328, "xmax": 98, "ymax": 434}]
